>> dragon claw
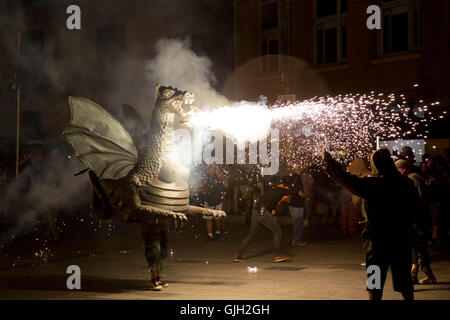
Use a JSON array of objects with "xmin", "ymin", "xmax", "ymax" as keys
[{"xmin": 173, "ymin": 212, "xmax": 187, "ymax": 221}]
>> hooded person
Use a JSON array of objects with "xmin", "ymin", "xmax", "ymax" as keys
[{"xmin": 323, "ymin": 149, "xmax": 421, "ymax": 300}]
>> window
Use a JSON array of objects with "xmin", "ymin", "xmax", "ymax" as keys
[
  {"xmin": 315, "ymin": 0, "xmax": 347, "ymax": 65},
  {"xmin": 260, "ymin": 0, "xmax": 289, "ymax": 74},
  {"xmin": 381, "ymin": 0, "xmax": 421, "ymax": 55},
  {"xmin": 260, "ymin": 0, "xmax": 279, "ymax": 73},
  {"xmin": 261, "ymin": 0, "xmax": 278, "ymax": 30},
  {"xmin": 261, "ymin": 36, "xmax": 279, "ymax": 73},
  {"xmin": 317, "ymin": 0, "xmax": 337, "ymax": 18}
]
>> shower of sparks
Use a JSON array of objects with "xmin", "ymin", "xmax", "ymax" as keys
[
  {"xmin": 1, "ymin": 93, "xmax": 445, "ymax": 267},
  {"xmin": 0, "ymin": 207, "xmax": 125, "ymax": 268},
  {"xmin": 187, "ymin": 92, "xmax": 441, "ymax": 168}
]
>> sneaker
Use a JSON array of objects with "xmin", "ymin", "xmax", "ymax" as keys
[
  {"xmin": 150, "ymin": 279, "xmax": 163, "ymax": 291},
  {"xmin": 419, "ymin": 275, "xmax": 437, "ymax": 284},
  {"xmin": 234, "ymin": 254, "xmax": 246, "ymax": 262},
  {"xmin": 273, "ymin": 255, "xmax": 290, "ymax": 263},
  {"xmin": 419, "ymin": 267, "xmax": 437, "ymax": 284},
  {"xmin": 157, "ymin": 277, "xmax": 169, "ymax": 287},
  {"xmin": 292, "ymin": 241, "xmax": 308, "ymax": 246}
]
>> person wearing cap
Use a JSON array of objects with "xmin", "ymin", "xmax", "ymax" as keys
[
  {"xmin": 323, "ymin": 149, "xmax": 419, "ymax": 300},
  {"xmin": 395, "ymin": 159, "xmax": 437, "ymax": 285},
  {"xmin": 234, "ymin": 176, "xmax": 291, "ymax": 263}
]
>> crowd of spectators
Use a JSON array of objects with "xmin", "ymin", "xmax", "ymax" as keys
[
  {"xmin": 1, "ymin": 146, "xmax": 448, "ymax": 250},
  {"xmin": 183, "ymin": 147, "xmax": 449, "ymax": 251}
]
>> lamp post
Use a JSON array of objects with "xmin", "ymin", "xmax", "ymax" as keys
[{"xmin": 15, "ymin": 31, "xmax": 21, "ymax": 178}]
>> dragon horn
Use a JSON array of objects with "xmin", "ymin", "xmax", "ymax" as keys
[{"xmin": 154, "ymin": 83, "xmax": 161, "ymax": 95}]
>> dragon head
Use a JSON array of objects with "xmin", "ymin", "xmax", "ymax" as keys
[{"xmin": 154, "ymin": 84, "xmax": 196, "ymax": 119}]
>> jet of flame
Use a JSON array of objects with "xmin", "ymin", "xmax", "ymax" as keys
[{"xmin": 185, "ymin": 92, "xmax": 439, "ymax": 167}]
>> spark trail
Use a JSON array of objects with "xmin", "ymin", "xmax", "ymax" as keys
[{"xmin": 187, "ymin": 92, "xmax": 436, "ymax": 168}]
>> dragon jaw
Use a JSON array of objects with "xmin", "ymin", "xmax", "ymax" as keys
[
  {"xmin": 154, "ymin": 84, "xmax": 197, "ymax": 120},
  {"xmin": 170, "ymin": 92, "xmax": 196, "ymax": 118}
]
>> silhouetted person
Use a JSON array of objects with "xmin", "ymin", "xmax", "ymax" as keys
[
  {"xmin": 202, "ymin": 165, "xmax": 225, "ymax": 240},
  {"xmin": 323, "ymin": 149, "xmax": 418, "ymax": 300},
  {"xmin": 234, "ymin": 177, "xmax": 291, "ymax": 263},
  {"xmin": 288, "ymin": 164, "xmax": 307, "ymax": 245},
  {"xmin": 395, "ymin": 159, "xmax": 437, "ymax": 284},
  {"xmin": 142, "ymin": 218, "xmax": 170, "ymax": 291}
]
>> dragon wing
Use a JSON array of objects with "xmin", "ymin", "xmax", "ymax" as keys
[
  {"xmin": 120, "ymin": 103, "xmax": 147, "ymax": 151},
  {"xmin": 63, "ymin": 96, "xmax": 138, "ymax": 180}
]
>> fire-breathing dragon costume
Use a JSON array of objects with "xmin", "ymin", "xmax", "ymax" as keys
[{"xmin": 63, "ymin": 85, "xmax": 226, "ymax": 223}]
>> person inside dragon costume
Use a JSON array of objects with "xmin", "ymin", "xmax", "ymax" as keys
[{"xmin": 63, "ymin": 84, "xmax": 226, "ymax": 290}]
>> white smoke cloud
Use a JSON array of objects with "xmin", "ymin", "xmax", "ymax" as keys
[
  {"xmin": 0, "ymin": 150, "xmax": 90, "ymax": 243},
  {"xmin": 146, "ymin": 38, "xmax": 230, "ymax": 109},
  {"xmin": 1, "ymin": 35, "xmax": 238, "ymax": 244}
]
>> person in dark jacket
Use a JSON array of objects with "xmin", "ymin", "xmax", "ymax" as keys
[
  {"xmin": 323, "ymin": 149, "xmax": 420, "ymax": 300},
  {"xmin": 234, "ymin": 177, "xmax": 291, "ymax": 263}
]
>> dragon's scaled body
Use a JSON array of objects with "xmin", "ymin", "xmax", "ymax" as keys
[{"xmin": 63, "ymin": 85, "xmax": 226, "ymax": 223}]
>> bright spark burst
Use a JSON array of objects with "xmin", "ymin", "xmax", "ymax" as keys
[
  {"xmin": 187, "ymin": 92, "xmax": 440, "ymax": 168},
  {"xmin": 187, "ymin": 101, "xmax": 272, "ymax": 142}
]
